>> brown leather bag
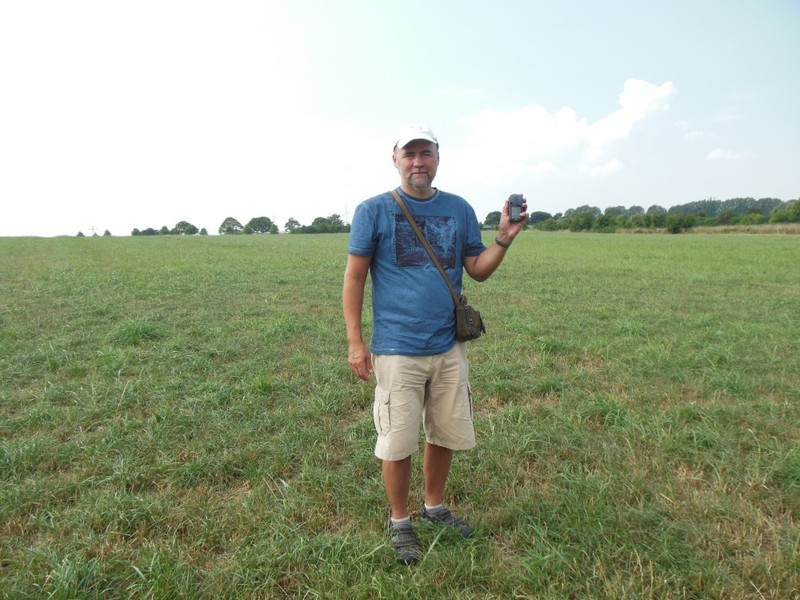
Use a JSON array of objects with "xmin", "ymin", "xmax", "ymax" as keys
[
  {"xmin": 390, "ymin": 190, "xmax": 486, "ymax": 342},
  {"xmin": 454, "ymin": 293, "xmax": 486, "ymax": 341}
]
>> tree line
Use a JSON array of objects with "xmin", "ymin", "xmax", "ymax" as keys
[
  {"xmin": 131, "ymin": 222, "xmax": 209, "ymax": 236},
  {"xmin": 125, "ymin": 214, "xmax": 348, "ymax": 237},
  {"xmin": 80, "ymin": 197, "xmax": 797, "ymax": 238},
  {"xmin": 484, "ymin": 197, "xmax": 800, "ymax": 234}
]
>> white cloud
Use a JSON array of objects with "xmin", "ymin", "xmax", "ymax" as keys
[
  {"xmin": 707, "ymin": 148, "xmax": 756, "ymax": 161},
  {"xmin": 450, "ymin": 78, "xmax": 672, "ymax": 185},
  {"xmin": 580, "ymin": 159, "xmax": 624, "ymax": 176},
  {"xmin": 673, "ymin": 121, "xmax": 707, "ymax": 141},
  {"xmin": 587, "ymin": 79, "xmax": 674, "ymax": 146}
]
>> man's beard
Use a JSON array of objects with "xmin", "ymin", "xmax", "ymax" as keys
[{"xmin": 407, "ymin": 172, "xmax": 432, "ymax": 192}]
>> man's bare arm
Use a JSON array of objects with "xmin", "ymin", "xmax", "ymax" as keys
[
  {"xmin": 464, "ymin": 196, "xmax": 528, "ymax": 281},
  {"xmin": 343, "ymin": 253, "xmax": 373, "ymax": 380}
]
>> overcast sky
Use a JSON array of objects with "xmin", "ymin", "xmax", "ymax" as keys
[{"xmin": 1, "ymin": 0, "xmax": 798, "ymax": 237}]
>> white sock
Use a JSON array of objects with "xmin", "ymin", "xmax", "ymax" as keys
[
  {"xmin": 390, "ymin": 516, "xmax": 411, "ymax": 527},
  {"xmin": 424, "ymin": 503, "xmax": 444, "ymax": 513}
]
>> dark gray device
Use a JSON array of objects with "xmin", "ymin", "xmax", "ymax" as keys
[{"xmin": 508, "ymin": 194, "xmax": 524, "ymax": 222}]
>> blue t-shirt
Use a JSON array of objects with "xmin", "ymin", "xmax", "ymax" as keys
[{"xmin": 348, "ymin": 188, "xmax": 486, "ymax": 356}]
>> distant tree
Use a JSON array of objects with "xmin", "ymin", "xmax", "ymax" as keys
[
  {"xmin": 666, "ymin": 214, "xmax": 697, "ymax": 234},
  {"xmin": 628, "ymin": 214, "xmax": 646, "ymax": 229},
  {"xmin": 291, "ymin": 214, "xmax": 350, "ymax": 234},
  {"xmin": 568, "ymin": 213, "xmax": 594, "ymax": 231},
  {"xmin": 720, "ymin": 197, "xmax": 756, "ymax": 216},
  {"xmin": 564, "ymin": 206, "xmax": 599, "ymax": 232},
  {"xmin": 646, "ymin": 205, "xmax": 667, "ymax": 216},
  {"xmin": 318, "ymin": 214, "xmax": 348, "ymax": 233},
  {"xmin": 142, "ymin": 228, "xmax": 159, "ymax": 236},
  {"xmin": 244, "ymin": 216, "xmax": 274, "ymax": 234},
  {"xmin": 172, "ymin": 221, "xmax": 199, "ymax": 235},
  {"xmin": 769, "ymin": 210, "xmax": 793, "ymax": 224},
  {"xmin": 671, "ymin": 198, "xmax": 722, "ymax": 217},
  {"xmin": 527, "ymin": 211, "xmax": 552, "ymax": 225},
  {"xmin": 77, "ymin": 231, "xmax": 85, "ymax": 237},
  {"xmin": 755, "ymin": 197, "xmax": 784, "ymax": 215},
  {"xmin": 717, "ymin": 211, "xmax": 736, "ymax": 225},
  {"xmin": 739, "ymin": 212, "xmax": 766, "ymax": 225},
  {"xmin": 311, "ymin": 216, "xmax": 332, "ymax": 232},
  {"xmin": 643, "ymin": 206, "xmax": 668, "ymax": 228},
  {"xmin": 219, "ymin": 217, "xmax": 244, "ymax": 234},
  {"xmin": 593, "ymin": 214, "xmax": 618, "ymax": 232},
  {"xmin": 159, "ymin": 226, "xmax": 170, "ymax": 235},
  {"xmin": 564, "ymin": 205, "xmax": 601, "ymax": 232},
  {"xmin": 769, "ymin": 200, "xmax": 800, "ymax": 223},
  {"xmin": 269, "ymin": 223, "xmax": 279, "ymax": 234},
  {"xmin": 789, "ymin": 200, "xmax": 800, "ymax": 221},
  {"xmin": 566, "ymin": 205, "xmax": 601, "ymax": 218},
  {"xmin": 103, "ymin": 230, "xmax": 112, "ymax": 236},
  {"xmin": 325, "ymin": 214, "xmax": 346, "ymax": 231},
  {"xmin": 285, "ymin": 217, "xmax": 301, "ymax": 232},
  {"xmin": 603, "ymin": 206, "xmax": 627, "ymax": 218},
  {"xmin": 200, "ymin": 228, "xmax": 208, "ymax": 235},
  {"xmin": 627, "ymin": 205, "xmax": 645, "ymax": 216},
  {"xmin": 132, "ymin": 228, "xmax": 141, "ymax": 236},
  {"xmin": 535, "ymin": 218, "xmax": 560, "ymax": 231},
  {"xmin": 483, "ymin": 211, "xmax": 501, "ymax": 228}
]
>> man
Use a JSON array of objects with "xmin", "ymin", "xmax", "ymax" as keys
[{"xmin": 343, "ymin": 125, "xmax": 526, "ymax": 565}]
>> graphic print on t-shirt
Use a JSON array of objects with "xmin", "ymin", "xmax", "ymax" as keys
[{"xmin": 395, "ymin": 215, "xmax": 456, "ymax": 268}]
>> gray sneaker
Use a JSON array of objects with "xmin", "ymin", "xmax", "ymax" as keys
[
  {"xmin": 386, "ymin": 519, "xmax": 419, "ymax": 565},
  {"xmin": 420, "ymin": 504, "xmax": 474, "ymax": 538}
]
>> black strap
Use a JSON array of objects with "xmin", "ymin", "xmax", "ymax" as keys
[{"xmin": 390, "ymin": 189, "xmax": 460, "ymax": 308}]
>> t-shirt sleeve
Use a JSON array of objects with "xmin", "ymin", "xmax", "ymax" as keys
[
  {"xmin": 347, "ymin": 202, "xmax": 377, "ymax": 256},
  {"xmin": 464, "ymin": 204, "xmax": 487, "ymax": 257}
]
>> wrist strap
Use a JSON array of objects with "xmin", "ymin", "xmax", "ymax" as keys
[
  {"xmin": 390, "ymin": 189, "xmax": 460, "ymax": 308},
  {"xmin": 495, "ymin": 236, "xmax": 511, "ymax": 248}
]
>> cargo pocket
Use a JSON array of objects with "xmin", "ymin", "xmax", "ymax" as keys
[{"xmin": 373, "ymin": 388, "xmax": 391, "ymax": 436}]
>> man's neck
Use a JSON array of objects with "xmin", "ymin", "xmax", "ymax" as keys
[{"xmin": 399, "ymin": 184, "xmax": 437, "ymax": 200}]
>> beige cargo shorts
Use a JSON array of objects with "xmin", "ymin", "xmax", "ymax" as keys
[{"xmin": 372, "ymin": 342, "xmax": 475, "ymax": 461}]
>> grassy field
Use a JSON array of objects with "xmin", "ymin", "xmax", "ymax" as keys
[{"xmin": 1, "ymin": 232, "xmax": 798, "ymax": 599}]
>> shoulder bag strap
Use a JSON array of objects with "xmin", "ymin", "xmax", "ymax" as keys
[{"xmin": 390, "ymin": 189, "xmax": 460, "ymax": 307}]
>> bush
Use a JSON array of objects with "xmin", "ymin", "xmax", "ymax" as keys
[
  {"xmin": 739, "ymin": 213, "xmax": 766, "ymax": 226},
  {"xmin": 770, "ymin": 201, "xmax": 800, "ymax": 224},
  {"xmin": 666, "ymin": 214, "xmax": 697, "ymax": 234}
]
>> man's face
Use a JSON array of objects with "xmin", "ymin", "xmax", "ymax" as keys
[{"xmin": 393, "ymin": 139, "xmax": 439, "ymax": 195}]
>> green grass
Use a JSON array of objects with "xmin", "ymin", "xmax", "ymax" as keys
[{"xmin": 1, "ymin": 232, "xmax": 798, "ymax": 599}]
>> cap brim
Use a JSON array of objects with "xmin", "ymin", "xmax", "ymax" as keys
[{"xmin": 395, "ymin": 135, "xmax": 438, "ymax": 149}]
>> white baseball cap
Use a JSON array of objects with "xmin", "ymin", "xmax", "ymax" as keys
[{"xmin": 393, "ymin": 124, "xmax": 439, "ymax": 150}]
